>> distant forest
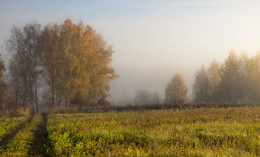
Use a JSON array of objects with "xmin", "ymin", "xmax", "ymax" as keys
[
  {"xmin": 162, "ymin": 51, "xmax": 260, "ymax": 105},
  {"xmin": 134, "ymin": 51, "xmax": 260, "ymax": 105},
  {"xmin": 192, "ymin": 51, "xmax": 260, "ymax": 103}
]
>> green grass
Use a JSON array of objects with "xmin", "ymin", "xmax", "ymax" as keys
[
  {"xmin": 0, "ymin": 115, "xmax": 42, "ymax": 156},
  {"xmin": 45, "ymin": 107, "xmax": 260, "ymax": 157},
  {"xmin": 0, "ymin": 107, "xmax": 258, "ymax": 156},
  {"xmin": 0, "ymin": 113, "xmax": 28, "ymax": 139}
]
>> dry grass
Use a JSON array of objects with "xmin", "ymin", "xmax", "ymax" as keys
[
  {"xmin": 0, "ymin": 105, "xmax": 33, "ymax": 117},
  {"xmin": 43, "ymin": 103, "xmax": 259, "ymax": 114}
]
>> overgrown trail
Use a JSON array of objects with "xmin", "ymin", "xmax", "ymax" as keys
[
  {"xmin": 0, "ymin": 116, "xmax": 33, "ymax": 149},
  {"xmin": 29, "ymin": 114, "xmax": 48, "ymax": 156}
]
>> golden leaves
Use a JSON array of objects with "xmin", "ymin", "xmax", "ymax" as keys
[{"xmin": 40, "ymin": 19, "xmax": 117, "ymax": 105}]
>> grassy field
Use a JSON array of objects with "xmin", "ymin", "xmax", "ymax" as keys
[
  {"xmin": 1, "ymin": 115, "xmax": 42, "ymax": 156},
  {"xmin": 45, "ymin": 107, "xmax": 260, "ymax": 157},
  {"xmin": 0, "ymin": 106, "xmax": 259, "ymax": 156},
  {"xmin": 0, "ymin": 114, "xmax": 29, "ymax": 139}
]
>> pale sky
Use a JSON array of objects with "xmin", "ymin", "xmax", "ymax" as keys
[{"xmin": 1, "ymin": 0, "xmax": 260, "ymax": 104}]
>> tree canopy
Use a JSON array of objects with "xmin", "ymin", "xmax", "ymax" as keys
[{"xmin": 6, "ymin": 18, "xmax": 117, "ymax": 112}]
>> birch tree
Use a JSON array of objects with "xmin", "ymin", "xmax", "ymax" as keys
[{"xmin": 165, "ymin": 73, "xmax": 188, "ymax": 105}]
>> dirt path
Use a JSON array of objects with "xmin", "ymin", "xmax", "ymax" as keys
[
  {"xmin": 29, "ymin": 114, "xmax": 48, "ymax": 156},
  {"xmin": 0, "ymin": 116, "xmax": 33, "ymax": 149}
]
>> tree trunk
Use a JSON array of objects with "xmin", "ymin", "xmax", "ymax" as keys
[{"xmin": 35, "ymin": 78, "xmax": 38, "ymax": 114}]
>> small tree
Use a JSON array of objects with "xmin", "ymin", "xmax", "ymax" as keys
[{"xmin": 164, "ymin": 73, "xmax": 188, "ymax": 105}]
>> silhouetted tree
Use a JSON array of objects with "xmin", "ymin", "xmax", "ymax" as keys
[
  {"xmin": 8, "ymin": 22, "xmax": 41, "ymax": 113},
  {"xmin": 165, "ymin": 73, "xmax": 188, "ymax": 105},
  {"xmin": 217, "ymin": 51, "xmax": 240, "ymax": 101},
  {"xmin": 193, "ymin": 66, "xmax": 210, "ymax": 102},
  {"xmin": 248, "ymin": 52, "xmax": 260, "ymax": 101},
  {"xmin": 0, "ymin": 54, "xmax": 6, "ymax": 108},
  {"xmin": 207, "ymin": 60, "xmax": 222, "ymax": 100}
]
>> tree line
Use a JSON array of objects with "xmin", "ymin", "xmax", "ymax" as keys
[
  {"xmin": 1, "ymin": 19, "xmax": 260, "ymax": 110},
  {"xmin": 165, "ymin": 51, "xmax": 260, "ymax": 104},
  {"xmin": 0, "ymin": 19, "xmax": 117, "ymax": 113}
]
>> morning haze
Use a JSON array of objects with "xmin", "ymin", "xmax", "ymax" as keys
[
  {"xmin": 1, "ymin": 1, "xmax": 260, "ymax": 156},
  {"xmin": 1, "ymin": 0, "xmax": 260, "ymax": 105}
]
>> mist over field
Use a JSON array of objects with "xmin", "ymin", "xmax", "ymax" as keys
[
  {"xmin": 107, "ymin": 65, "xmax": 195, "ymax": 105},
  {"xmin": 1, "ymin": 1, "xmax": 260, "ymax": 156}
]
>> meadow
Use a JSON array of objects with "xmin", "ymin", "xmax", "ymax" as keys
[
  {"xmin": 0, "ymin": 106, "xmax": 259, "ymax": 156},
  {"xmin": 45, "ymin": 107, "xmax": 260, "ymax": 157}
]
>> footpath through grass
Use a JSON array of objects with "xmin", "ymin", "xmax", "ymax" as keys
[
  {"xmin": 0, "ymin": 114, "xmax": 47, "ymax": 157},
  {"xmin": 45, "ymin": 107, "xmax": 260, "ymax": 157}
]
